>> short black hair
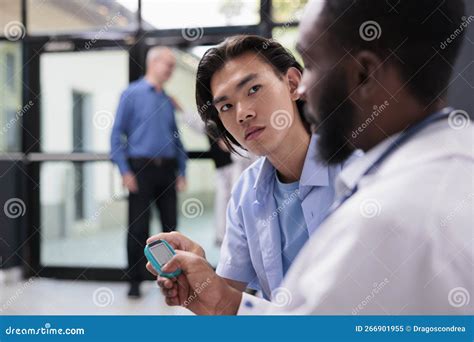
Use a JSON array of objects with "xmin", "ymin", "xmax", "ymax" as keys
[
  {"xmin": 321, "ymin": 0, "xmax": 467, "ymax": 105},
  {"xmin": 195, "ymin": 35, "xmax": 309, "ymax": 154}
]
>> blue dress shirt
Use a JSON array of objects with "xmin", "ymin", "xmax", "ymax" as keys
[{"xmin": 110, "ymin": 78, "xmax": 187, "ymax": 176}]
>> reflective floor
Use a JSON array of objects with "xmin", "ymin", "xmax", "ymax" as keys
[{"xmin": 0, "ymin": 278, "xmax": 191, "ymax": 315}]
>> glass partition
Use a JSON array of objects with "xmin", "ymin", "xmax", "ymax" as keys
[
  {"xmin": 27, "ymin": 0, "xmax": 139, "ymax": 35},
  {"xmin": 40, "ymin": 159, "xmax": 220, "ymax": 268},
  {"xmin": 0, "ymin": 42, "xmax": 22, "ymax": 152}
]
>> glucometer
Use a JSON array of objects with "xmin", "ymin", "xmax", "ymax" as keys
[{"xmin": 144, "ymin": 239, "xmax": 182, "ymax": 278}]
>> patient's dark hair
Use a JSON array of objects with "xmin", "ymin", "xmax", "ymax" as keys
[{"xmin": 196, "ymin": 35, "xmax": 309, "ymax": 153}]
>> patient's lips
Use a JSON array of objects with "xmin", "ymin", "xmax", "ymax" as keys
[{"xmin": 245, "ymin": 126, "xmax": 266, "ymax": 141}]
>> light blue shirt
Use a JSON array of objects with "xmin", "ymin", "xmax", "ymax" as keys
[
  {"xmin": 272, "ymin": 173, "xmax": 309, "ymax": 276},
  {"xmin": 216, "ymin": 134, "xmax": 362, "ymax": 300}
]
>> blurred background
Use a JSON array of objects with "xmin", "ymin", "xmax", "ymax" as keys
[
  {"xmin": 0, "ymin": 0, "xmax": 472, "ymax": 314},
  {"xmin": 0, "ymin": 0, "xmax": 309, "ymax": 314}
]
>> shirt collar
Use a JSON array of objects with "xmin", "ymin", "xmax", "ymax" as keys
[
  {"xmin": 141, "ymin": 78, "xmax": 164, "ymax": 93},
  {"xmin": 299, "ymin": 134, "xmax": 329, "ymax": 187},
  {"xmin": 253, "ymin": 134, "xmax": 330, "ymax": 201},
  {"xmin": 335, "ymin": 107, "xmax": 457, "ymax": 197},
  {"xmin": 335, "ymin": 132, "xmax": 401, "ymax": 198}
]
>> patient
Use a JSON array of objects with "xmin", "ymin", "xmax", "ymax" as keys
[{"xmin": 147, "ymin": 35, "xmax": 360, "ymax": 304}]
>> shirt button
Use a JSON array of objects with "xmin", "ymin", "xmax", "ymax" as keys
[{"xmin": 244, "ymin": 301, "xmax": 254, "ymax": 308}]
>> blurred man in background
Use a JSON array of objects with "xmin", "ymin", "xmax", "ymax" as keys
[{"xmin": 110, "ymin": 46, "xmax": 187, "ymax": 298}]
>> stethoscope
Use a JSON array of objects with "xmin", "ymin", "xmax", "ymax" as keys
[{"xmin": 323, "ymin": 106, "xmax": 458, "ymax": 221}]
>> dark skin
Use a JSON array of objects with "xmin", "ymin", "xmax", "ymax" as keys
[
  {"xmin": 296, "ymin": 1, "xmax": 445, "ymax": 155},
  {"xmin": 145, "ymin": 2, "xmax": 448, "ymax": 315}
]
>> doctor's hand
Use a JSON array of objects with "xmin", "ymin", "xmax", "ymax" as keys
[{"xmin": 159, "ymin": 251, "xmax": 242, "ymax": 315}]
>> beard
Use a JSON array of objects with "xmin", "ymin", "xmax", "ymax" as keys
[{"xmin": 305, "ymin": 67, "xmax": 357, "ymax": 165}]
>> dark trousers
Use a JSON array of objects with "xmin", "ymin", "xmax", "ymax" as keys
[{"xmin": 126, "ymin": 158, "xmax": 178, "ymax": 282}]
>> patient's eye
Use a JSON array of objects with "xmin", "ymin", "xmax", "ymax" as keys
[
  {"xmin": 248, "ymin": 85, "xmax": 261, "ymax": 95},
  {"xmin": 220, "ymin": 103, "xmax": 232, "ymax": 112}
]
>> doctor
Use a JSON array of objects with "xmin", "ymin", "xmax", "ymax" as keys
[
  {"xmin": 149, "ymin": 0, "xmax": 473, "ymax": 315},
  {"xmin": 148, "ymin": 35, "xmax": 360, "ymax": 302}
]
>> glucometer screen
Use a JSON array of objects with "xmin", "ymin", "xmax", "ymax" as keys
[{"xmin": 149, "ymin": 242, "xmax": 174, "ymax": 266}]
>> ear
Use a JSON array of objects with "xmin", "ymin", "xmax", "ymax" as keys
[
  {"xmin": 286, "ymin": 67, "xmax": 303, "ymax": 101},
  {"xmin": 348, "ymin": 51, "xmax": 384, "ymax": 101}
]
